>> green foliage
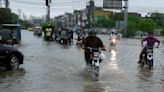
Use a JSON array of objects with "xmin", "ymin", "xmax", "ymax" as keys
[
  {"xmin": 41, "ymin": 22, "xmax": 55, "ymax": 32},
  {"xmin": 127, "ymin": 20, "xmax": 138, "ymax": 37},
  {"xmin": 41, "ymin": 22, "xmax": 49, "ymax": 31},
  {"xmin": 161, "ymin": 29, "xmax": 164, "ymax": 36},
  {"xmin": 138, "ymin": 18, "xmax": 156, "ymax": 33},
  {"xmin": 162, "ymin": 19, "xmax": 164, "ymax": 28},
  {"xmin": 11, "ymin": 13, "xmax": 19, "ymax": 24},
  {"xmin": 128, "ymin": 16, "xmax": 141, "ymax": 24},
  {"xmin": 94, "ymin": 17, "xmax": 115, "ymax": 28},
  {"xmin": 150, "ymin": 12, "xmax": 164, "ymax": 27},
  {"xmin": 125, "ymin": 15, "xmax": 141, "ymax": 37},
  {"xmin": 112, "ymin": 13, "xmax": 124, "ymax": 20},
  {"xmin": 19, "ymin": 20, "xmax": 32, "ymax": 29},
  {"xmin": 0, "ymin": 8, "xmax": 12, "ymax": 24}
]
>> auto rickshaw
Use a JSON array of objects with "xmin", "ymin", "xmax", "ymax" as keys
[{"xmin": 0, "ymin": 24, "xmax": 21, "ymax": 45}]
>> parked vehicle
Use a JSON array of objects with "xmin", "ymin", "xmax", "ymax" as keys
[
  {"xmin": 0, "ymin": 24, "xmax": 22, "ymax": 45},
  {"xmin": 0, "ymin": 43, "xmax": 24, "ymax": 70}
]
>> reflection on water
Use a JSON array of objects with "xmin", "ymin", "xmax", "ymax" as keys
[
  {"xmin": 137, "ymin": 67, "xmax": 154, "ymax": 82},
  {"xmin": 111, "ymin": 49, "xmax": 117, "ymax": 62},
  {"xmin": 136, "ymin": 66, "xmax": 156, "ymax": 92},
  {"xmin": 109, "ymin": 48, "xmax": 118, "ymax": 70}
]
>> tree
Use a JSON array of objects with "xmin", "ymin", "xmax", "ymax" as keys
[
  {"xmin": 128, "ymin": 16, "xmax": 141, "ymax": 24},
  {"xmin": 127, "ymin": 20, "xmax": 137, "ymax": 37},
  {"xmin": 113, "ymin": 12, "xmax": 124, "ymax": 20},
  {"xmin": 0, "ymin": 8, "xmax": 12, "ymax": 24},
  {"xmin": 138, "ymin": 18, "xmax": 156, "ymax": 33},
  {"xmin": 94, "ymin": 17, "xmax": 115, "ymax": 28},
  {"xmin": 11, "ymin": 13, "xmax": 19, "ymax": 23},
  {"xmin": 149, "ymin": 12, "xmax": 164, "ymax": 27},
  {"xmin": 162, "ymin": 19, "xmax": 164, "ymax": 28},
  {"xmin": 41, "ymin": 22, "xmax": 55, "ymax": 31}
]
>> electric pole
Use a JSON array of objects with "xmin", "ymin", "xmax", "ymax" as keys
[
  {"xmin": 45, "ymin": 0, "xmax": 51, "ymax": 24},
  {"xmin": 123, "ymin": 0, "xmax": 128, "ymax": 37},
  {"xmin": 0, "ymin": 0, "xmax": 2, "ymax": 8},
  {"xmin": 87, "ymin": 0, "xmax": 94, "ymax": 28},
  {"xmin": 5, "ymin": 0, "xmax": 9, "ymax": 8}
]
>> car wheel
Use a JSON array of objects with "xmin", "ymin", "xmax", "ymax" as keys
[{"xmin": 6, "ymin": 55, "xmax": 20, "ymax": 70}]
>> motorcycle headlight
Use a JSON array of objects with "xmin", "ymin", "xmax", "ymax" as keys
[{"xmin": 112, "ymin": 39, "xmax": 116, "ymax": 42}]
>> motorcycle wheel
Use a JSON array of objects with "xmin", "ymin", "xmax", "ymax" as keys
[
  {"xmin": 93, "ymin": 66, "xmax": 99, "ymax": 81},
  {"xmin": 149, "ymin": 60, "xmax": 153, "ymax": 69}
]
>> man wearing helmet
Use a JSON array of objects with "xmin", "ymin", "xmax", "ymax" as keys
[{"xmin": 83, "ymin": 30, "xmax": 105, "ymax": 65}]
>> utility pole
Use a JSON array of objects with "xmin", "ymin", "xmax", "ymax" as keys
[
  {"xmin": 45, "ymin": 0, "xmax": 51, "ymax": 24},
  {"xmin": 87, "ymin": 0, "xmax": 94, "ymax": 28},
  {"xmin": 5, "ymin": 0, "xmax": 9, "ymax": 8},
  {"xmin": 0, "ymin": 0, "xmax": 2, "ymax": 8},
  {"xmin": 123, "ymin": 0, "xmax": 128, "ymax": 37}
]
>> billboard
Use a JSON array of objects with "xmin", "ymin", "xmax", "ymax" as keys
[{"xmin": 103, "ymin": 0, "xmax": 122, "ymax": 9}]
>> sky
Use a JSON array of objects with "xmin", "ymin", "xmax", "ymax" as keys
[{"xmin": 1, "ymin": 0, "xmax": 164, "ymax": 19}]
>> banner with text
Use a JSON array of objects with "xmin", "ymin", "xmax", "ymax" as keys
[{"xmin": 103, "ymin": 0, "xmax": 122, "ymax": 9}]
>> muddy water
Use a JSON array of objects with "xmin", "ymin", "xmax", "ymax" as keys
[{"xmin": 0, "ymin": 31, "xmax": 164, "ymax": 92}]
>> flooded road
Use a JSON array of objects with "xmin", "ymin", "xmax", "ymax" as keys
[{"xmin": 0, "ymin": 30, "xmax": 164, "ymax": 92}]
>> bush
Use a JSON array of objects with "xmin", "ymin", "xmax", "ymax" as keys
[{"xmin": 161, "ymin": 29, "xmax": 164, "ymax": 36}]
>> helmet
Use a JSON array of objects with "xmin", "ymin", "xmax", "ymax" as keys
[
  {"xmin": 88, "ymin": 30, "xmax": 96, "ymax": 36},
  {"xmin": 111, "ymin": 31, "xmax": 115, "ymax": 35}
]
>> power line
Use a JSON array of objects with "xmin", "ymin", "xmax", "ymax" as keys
[
  {"xmin": 10, "ymin": 2, "xmax": 85, "ymax": 10},
  {"xmin": 11, "ymin": 0, "xmax": 87, "ymax": 5},
  {"xmin": 10, "ymin": 0, "xmax": 86, "ymax": 7},
  {"xmin": 10, "ymin": 0, "xmax": 45, "ymax": 4}
]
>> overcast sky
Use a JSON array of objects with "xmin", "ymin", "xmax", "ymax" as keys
[{"xmin": 3, "ymin": 0, "xmax": 164, "ymax": 18}]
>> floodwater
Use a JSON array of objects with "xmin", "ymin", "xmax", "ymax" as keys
[{"xmin": 0, "ymin": 30, "xmax": 164, "ymax": 92}]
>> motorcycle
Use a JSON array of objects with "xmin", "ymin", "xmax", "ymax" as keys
[
  {"xmin": 140, "ymin": 46, "xmax": 154, "ymax": 69},
  {"xmin": 86, "ymin": 47, "xmax": 105, "ymax": 81},
  {"xmin": 110, "ymin": 38, "xmax": 117, "ymax": 46},
  {"xmin": 37, "ymin": 30, "xmax": 42, "ymax": 37},
  {"xmin": 60, "ymin": 38, "xmax": 68, "ymax": 44},
  {"xmin": 76, "ymin": 36, "xmax": 84, "ymax": 46}
]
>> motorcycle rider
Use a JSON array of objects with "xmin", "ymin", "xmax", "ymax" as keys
[
  {"xmin": 83, "ymin": 30, "xmax": 105, "ymax": 65},
  {"xmin": 109, "ymin": 32, "xmax": 117, "ymax": 45},
  {"xmin": 45, "ymin": 25, "xmax": 53, "ymax": 41},
  {"xmin": 59, "ymin": 28, "xmax": 68, "ymax": 44},
  {"xmin": 76, "ymin": 28, "xmax": 85, "ymax": 45},
  {"xmin": 138, "ymin": 32, "xmax": 160, "ymax": 63}
]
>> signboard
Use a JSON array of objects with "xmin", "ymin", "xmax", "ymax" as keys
[{"xmin": 103, "ymin": 0, "xmax": 122, "ymax": 9}]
